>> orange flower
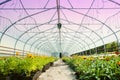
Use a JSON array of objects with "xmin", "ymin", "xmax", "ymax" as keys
[
  {"xmin": 117, "ymin": 61, "xmax": 120, "ymax": 66},
  {"xmin": 115, "ymin": 51, "xmax": 120, "ymax": 55}
]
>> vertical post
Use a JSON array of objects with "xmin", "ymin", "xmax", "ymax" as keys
[
  {"xmin": 56, "ymin": 0, "xmax": 60, "ymax": 23},
  {"xmin": 56, "ymin": 0, "xmax": 62, "ymax": 53},
  {"xmin": 59, "ymin": 52, "xmax": 62, "ymax": 58},
  {"xmin": 57, "ymin": 23, "xmax": 62, "ymax": 53}
]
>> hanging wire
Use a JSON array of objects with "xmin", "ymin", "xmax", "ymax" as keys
[
  {"xmin": 44, "ymin": 0, "xmax": 50, "ymax": 8},
  {"xmin": 48, "ymin": 11, "xmax": 57, "ymax": 24},
  {"xmin": 0, "ymin": 0, "xmax": 11, "ymax": 5},
  {"xmin": 108, "ymin": 0, "xmax": 120, "ymax": 6},
  {"xmin": 61, "ymin": 9, "xmax": 70, "ymax": 24},
  {"xmin": 19, "ymin": 0, "xmax": 39, "ymax": 33},
  {"xmin": 67, "ymin": 0, "xmax": 73, "ymax": 8},
  {"xmin": 66, "ymin": 0, "xmax": 96, "ymax": 50},
  {"xmin": 18, "ymin": 0, "xmax": 59, "ymax": 54},
  {"xmin": 78, "ymin": 0, "xmax": 96, "ymax": 28}
]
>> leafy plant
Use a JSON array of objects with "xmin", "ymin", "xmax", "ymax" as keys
[
  {"xmin": 63, "ymin": 55, "xmax": 120, "ymax": 80},
  {"xmin": 0, "ymin": 56, "xmax": 56, "ymax": 76}
]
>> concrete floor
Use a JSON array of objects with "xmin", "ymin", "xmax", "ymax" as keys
[{"xmin": 37, "ymin": 59, "xmax": 76, "ymax": 80}]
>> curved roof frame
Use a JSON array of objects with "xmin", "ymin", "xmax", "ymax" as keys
[
  {"xmin": 64, "ymin": 7, "xmax": 120, "ymax": 48},
  {"xmin": 64, "ymin": 35, "xmax": 91, "ymax": 54},
  {"xmin": 37, "ymin": 42, "xmax": 54, "ymax": 55},
  {"xmin": 0, "ymin": 7, "xmax": 56, "ymax": 43},
  {"xmin": 22, "ymin": 27, "xmax": 57, "ymax": 54},
  {"xmin": 0, "ymin": 16, "xmax": 111, "ymax": 55},
  {"xmin": 0, "ymin": 0, "xmax": 120, "ymax": 55},
  {"xmin": 29, "ymin": 32, "xmax": 59, "ymax": 53},
  {"xmin": 62, "ymin": 19, "xmax": 106, "ymax": 52},
  {"xmin": 63, "ymin": 26, "xmax": 97, "ymax": 51},
  {"xmin": 13, "ymin": 19, "xmax": 58, "ymax": 52},
  {"xmin": 11, "ymin": 17, "xmax": 100, "ymax": 55},
  {"xmin": 33, "ymin": 31, "xmax": 85, "ymax": 54},
  {"xmin": 33, "ymin": 39, "xmax": 59, "ymax": 54},
  {"xmin": 0, "ymin": 7, "xmax": 119, "ymax": 46},
  {"xmin": 17, "ymin": 22, "xmax": 99, "ymax": 55},
  {"xmin": 22, "ymin": 23, "xmax": 97, "ymax": 54},
  {"xmin": 37, "ymin": 36, "xmax": 84, "ymax": 55}
]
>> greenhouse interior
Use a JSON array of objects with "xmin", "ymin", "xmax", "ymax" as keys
[{"xmin": 0, "ymin": 0, "xmax": 120, "ymax": 80}]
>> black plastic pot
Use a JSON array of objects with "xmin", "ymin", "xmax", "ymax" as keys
[
  {"xmin": 32, "ymin": 71, "xmax": 42, "ymax": 80},
  {"xmin": 75, "ymin": 72, "xmax": 80, "ymax": 79},
  {"xmin": 0, "ymin": 74, "xmax": 11, "ymax": 80},
  {"xmin": 42, "ymin": 63, "xmax": 50, "ymax": 72}
]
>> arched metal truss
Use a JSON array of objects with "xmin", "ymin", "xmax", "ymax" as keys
[{"xmin": 0, "ymin": 0, "xmax": 120, "ymax": 56}]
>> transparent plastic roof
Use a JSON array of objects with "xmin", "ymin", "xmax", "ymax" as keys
[{"xmin": 0, "ymin": 0, "xmax": 120, "ymax": 56}]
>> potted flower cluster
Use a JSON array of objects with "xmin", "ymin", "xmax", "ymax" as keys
[
  {"xmin": 0, "ymin": 54, "xmax": 56, "ymax": 80},
  {"xmin": 62, "ymin": 55, "xmax": 120, "ymax": 80}
]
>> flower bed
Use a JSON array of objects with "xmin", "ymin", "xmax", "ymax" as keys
[
  {"xmin": 0, "ymin": 55, "xmax": 56, "ymax": 80},
  {"xmin": 62, "ymin": 55, "xmax": 120, "ymax": 80}
]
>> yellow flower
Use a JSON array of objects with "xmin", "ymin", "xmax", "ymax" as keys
[
  {"xmin": 105, "ymin": 57, "xmax": 110, "ymax": 61},
  {"xmin": 81, "ymin": 56, "xmax": 87, "ymax": 60},
  {"xmin": 88, "ymin": 57, "xmax": 94, "ymax": 61},
  {"xmin": 16, "ymin": 52, "xmax": 20, "ymax": 56},
  {"xmin": 40, "ymin": 55, "xmax": 48, "ymax": 58},
  {"xmin": 27, "ymin": 53, "xmax": 34, "ymax": 58}
]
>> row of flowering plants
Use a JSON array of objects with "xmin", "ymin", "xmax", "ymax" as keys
[
  {"xmin": 62, "ymin": 55, "xmax": 120, "ymax": 80},
  {"xmin": 0, "ymin": 54, "xmax": 56, "ymax": 80}
]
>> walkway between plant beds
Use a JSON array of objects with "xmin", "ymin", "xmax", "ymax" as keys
[{"xmin": 37, "ymin": 59, "xmax": 77, "ymax": 80}]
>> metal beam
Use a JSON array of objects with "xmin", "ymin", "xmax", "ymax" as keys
[
  {"xmin": 0, "ymin": 0, "xmax": 11, "ymax": 5},
  {"xmin": 1, "ymin": 8, "xmax": 120, "ymax": 10},
  {"xmin": 108, "ymin": 0, "xmax": 120, "ymax": 6},
  {"xmin": 0, "ymin": 7, "xmax": 56, "ymax": 43}
]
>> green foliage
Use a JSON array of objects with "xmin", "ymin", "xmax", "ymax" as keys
[
  {"xmin": 63, "ymin": 56, "xmax": 120, "ymax": 80},
  {"xmin": 4, "ymin": 57, "xmax": 20, "ymax": 75},
  {"xmin": 0, "ymin": 56, "xmax": 56, "ymax": 76},
  {"xmin": 0, "ymin": 59, "xmax": 5, "ymax": 73},
  {"xmin": 74, "ymin": 41, "xmax": 118, "ymax": 55}
]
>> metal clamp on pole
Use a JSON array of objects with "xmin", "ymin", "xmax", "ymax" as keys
[{"xmin": 57, "ymin": 23, "xmax": 62, "ymax": 29}]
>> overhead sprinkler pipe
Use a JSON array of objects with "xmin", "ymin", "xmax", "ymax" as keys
[{"xmin": 56, "ymin": 0, "xmax": 60, "ymax": 23}]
